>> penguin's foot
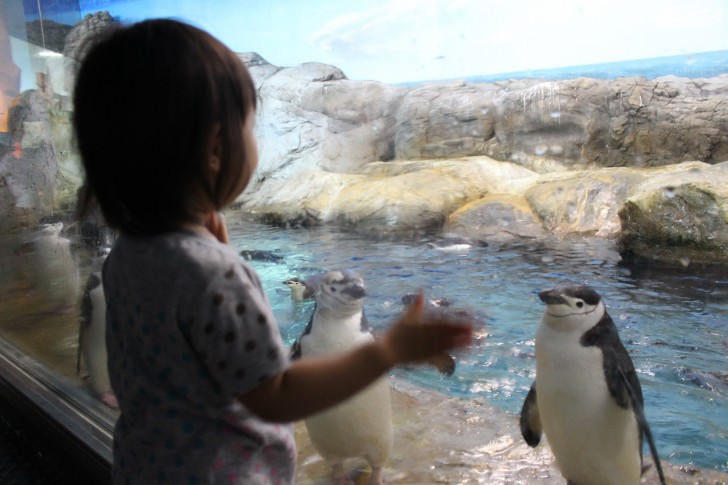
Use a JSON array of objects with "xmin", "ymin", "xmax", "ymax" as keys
[
  {"xmin": 367, "ymin": 465, "xmax": 384, "ymax": 485},
  {"xmin": 330, "ymin": 463, "xmax": 355, "ymax": 485},
  {"xmin": 99, "ymin": 390, "xmax": 119, "ymax": 409}
]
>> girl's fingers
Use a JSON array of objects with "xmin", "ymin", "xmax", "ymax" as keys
[{"xmin": 205, "ymin": 212, "xmax": 229, "ymax": 243}]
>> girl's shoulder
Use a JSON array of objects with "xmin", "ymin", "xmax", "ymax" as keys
[{"xmin": 109, "ymin": 230, "xmax": 246, "ymax": 281}]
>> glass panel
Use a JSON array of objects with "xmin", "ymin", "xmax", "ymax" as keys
[{"xmin": 0, "ymin": 1, "xmax": 726, "ymax": 483}]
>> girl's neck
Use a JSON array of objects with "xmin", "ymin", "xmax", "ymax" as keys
[{"xmin": 179, "ymin": 222, "xmax": 217, "ymax": 240}]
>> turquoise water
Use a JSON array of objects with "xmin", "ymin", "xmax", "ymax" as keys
[{"xmin": 229, "ymin": 221, "xmax": 728, "ymax": 473}]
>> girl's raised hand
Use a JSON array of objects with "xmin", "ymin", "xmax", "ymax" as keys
[{"xmin": 381, "ymin": 292, "xmax": 473, "ymax": 367}]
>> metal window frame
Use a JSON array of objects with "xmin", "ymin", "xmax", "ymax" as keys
[{"xmin": 0, "ymin": 338, "xmax": 114, "ymax": 484}]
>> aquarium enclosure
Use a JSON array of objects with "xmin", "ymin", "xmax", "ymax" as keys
[{"xmin": 0, "ymin": 0, "xmax": 727, "ymax": 483}]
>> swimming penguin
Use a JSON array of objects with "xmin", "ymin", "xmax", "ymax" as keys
[
  {"xmin": 283, "ymin": 273, "xmax": 325, "ymax": 301},
  {"xmin": 239, "ymin": 249, "xmax": 284, "ymax": 262},
  {"xmin": 519, "ymin": 285, "xmax": 665, "ymax": 485},
  {"xmin": 401, "ymin": 293, "xmax": 451, "ymax": 308},
  {"xmin": 77, "ymin": 249, "xmax": 118, "ymax": 408},
  {"xmin": 426, "ymin": 235, "xmax": 488, "ymax": 252},
  {"xmin": 291, "ymin": 269, "xmax": 392, "ymax": 485}
]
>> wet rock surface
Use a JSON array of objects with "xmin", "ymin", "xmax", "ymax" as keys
[{"xmin": 295, "ymin": 380, "xmax": 728, "ymax": 484}]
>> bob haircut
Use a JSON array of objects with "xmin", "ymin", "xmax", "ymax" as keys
[{"xmin": 73, "ymin": 18, "xmax": 257, "ymax": 236}]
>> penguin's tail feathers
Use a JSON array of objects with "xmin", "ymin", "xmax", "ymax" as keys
[{"xmin": 619, "ymin": 368, "xmax": 666, "ymax": 485}]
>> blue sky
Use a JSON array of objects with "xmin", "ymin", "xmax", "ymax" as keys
[{"xmin": 78, "ymin": 0, "xmax": 728, "ymax": 83}]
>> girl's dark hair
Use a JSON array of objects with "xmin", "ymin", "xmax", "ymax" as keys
[{"xmin": 73, "ymin": 19, "xmax": 257, "ymax": 235}]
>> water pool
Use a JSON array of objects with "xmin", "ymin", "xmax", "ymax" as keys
[{"xmin": 228, "ymin": 220, "xmax": 728, "ymax": 474}]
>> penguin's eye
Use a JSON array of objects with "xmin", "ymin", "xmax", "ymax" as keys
[
  {"xmin": 330, "ymin": 286, "xmax": 336, "ymax": 292},
  {"xmin": 576, "ymin": 301, "xmax": 584, "ymax": 308}
]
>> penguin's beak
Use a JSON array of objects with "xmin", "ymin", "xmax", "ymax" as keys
[
  {"xmin": 342, "ymin": 285, "xmax": 366, "ymax": 299},
  {"xmin": 539, "ymin": 289, "xmax": 566, "ymax": 305}
]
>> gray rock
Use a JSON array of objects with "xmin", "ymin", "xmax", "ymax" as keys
[
  {"xmin": 523, "ymin": 167, "xmax": 649, "ymax": 237},
  {"xmin": 618, "ymin": 162, "xmax": 728, "ymax": 266},
  {"xmin": 0, "ymin": 90, "xmax": 57, "ymax": 232},
  {"xmin": 249, "ymin": 60, "xmax": 406, "ymax": 200},
  {"xmin": 395, "ymin": 76, "xmax": 728, "ymax": 170},
  {"xmin": 241, "ymin": 156, "xmax": 537, "ymax": 232},
  {"xmin": 445, "ymin": 194, "xmax": 546, "ymax": 240},
  {"xmin": 62, "ymin": 11, "xmax": 117, "ymax": 61}
]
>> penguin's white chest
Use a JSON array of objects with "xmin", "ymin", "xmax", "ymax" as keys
[
  {"xmin": 535, "ymin": 324, "xmax": 641, "ymax": 485},
  {"xmin": 301, "ymin": 312, "xmax": 370, "ymax": 356},
  {"xmin": 80, "ymin": 280, "xmax": 111, "ymax": 396},
  {"xmin": 300, "ymin": 312, "xmax": 393, "ymax": 465}
]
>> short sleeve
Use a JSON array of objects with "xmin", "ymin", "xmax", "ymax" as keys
[{"xmin": 183, "ymin": 260, "xmax": 289, "ymax": 399}]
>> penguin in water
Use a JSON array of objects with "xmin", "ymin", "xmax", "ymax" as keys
[
  {"xmin": 77, "ymin": 248, "xmax": 118, "ymax": 408},
  {"xmin": 291, "ymin": 269, "xmax": 391, "ymax": 485},
  {"xmin": 283, "ymin": 275, "xmax": 318, "ymax": 301},
  {"xmin": 426, "ymin": 234, "xmax": 488, "ymax": 252},
  {"xmin": 519, "ymin": 285, "xmax": 665, "ymax": 485}
]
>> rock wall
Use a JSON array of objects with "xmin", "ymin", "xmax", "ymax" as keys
[{"xmin": 244, "ymin": 53, "xmax": 728, "ymax": 196}]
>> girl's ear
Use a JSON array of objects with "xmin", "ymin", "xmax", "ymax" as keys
[{"xmin": 208, "ymin": 123, "xmax": 223, "ymax": 175}]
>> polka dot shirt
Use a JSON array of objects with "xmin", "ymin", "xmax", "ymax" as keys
[{"xmin": 103, "ymin": 231, "xmax": 295, "ymax": 484}]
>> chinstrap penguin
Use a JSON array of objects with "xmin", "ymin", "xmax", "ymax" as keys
[
  {"xmin": 520, "ymin": 284, "xmax": 665, "ymax": 485},
  {"xmin": 291, "ymin": 269, "xmax": 392, "ymax": 485},
  {"xmin": 31, "ymin": 222, "xmax": 80, "ymax": 314},
  {"xmin": 283, "ymin": 276, "xmax": 315, "ymax": 301},
  {"xmin": 77, "ymin": 247, "xmax": 118, "ymax": 408}
]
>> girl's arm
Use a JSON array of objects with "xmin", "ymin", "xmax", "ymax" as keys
[{"xmin": 239, "ymin": 294, "xmax": 472, "ymax": 422}]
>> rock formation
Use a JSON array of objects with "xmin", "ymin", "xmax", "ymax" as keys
[
  {"xmin": 3, "ymin": 13, "xmax": 728, "ymax": 267},
  {"xmin": 236, "ymin": 53, "xmax": 728, "ymax": 267}
]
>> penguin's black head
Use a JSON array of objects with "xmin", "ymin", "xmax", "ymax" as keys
[
  {"xmin": 539, "ymin": 285, "xmax": 601, "ymax": 306},
  {"xmin": 322, "ymin": 269, "xmax": 365, "ymax": 298},
  {"xmin": 539, "ymin": 285, "xmax": 605, "ymax": 330},
  {"xmin": 315, "ymin": 269, "xmax": 366, "ymax": 314}
]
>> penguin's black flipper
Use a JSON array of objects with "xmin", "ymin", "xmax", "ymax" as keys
[
  {"xmin": 619, "ymin": 368, "xmax": 666, "ymax": 485},
  {"xmin": 77, "ymin": 272, "xmax": 101, "ymax": 376},
  {"xmin": 291, "ymin": 305, "xmax": 315, "ymax": 360},
  {"xmin": 290, "ymin": 340, "xmax": 301, "ymax": 360},
  {"xmin": 427, "ymin": 353, "xmax": 456, "ymax": 376},
  {"xmin": 520, "ymin": 383, "xmax": 542, "ymax": 447}
]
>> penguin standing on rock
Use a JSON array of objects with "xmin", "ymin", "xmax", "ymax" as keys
[
  {"xmin": 291, "ymin": 269, "xmax": 391, "ymax": 485},
  {"xmin": 520, "ymin": 285, "xmax": 665, "ymax": 485}
]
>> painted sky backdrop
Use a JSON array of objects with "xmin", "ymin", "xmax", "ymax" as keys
[{"xmin": 64, "ymin": 0, "xmax": 728, "ymax": 83}]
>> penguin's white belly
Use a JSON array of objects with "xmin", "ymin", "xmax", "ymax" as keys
[
  {"xmin": 536, "ymin": 327, "xmax": 641, "ymax": 485},
  {"xmin": 301, "ymin": 323, "xmax": 393, "ymax": 465},
  {"xmin": 33, "ymin": 231, "xmax": 80, "ymax": 312},
  {"xmin": 306, "ymin": 377, "xmax": 392, "ymax": 465},
  {"xmin": 80, "ymin": 283, "xmax": 111, "ymax": 396}
]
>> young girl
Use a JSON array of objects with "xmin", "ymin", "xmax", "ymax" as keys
[{"xmin": 73, "ymin": 19, "xmax": 472, "ymax": 485}]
